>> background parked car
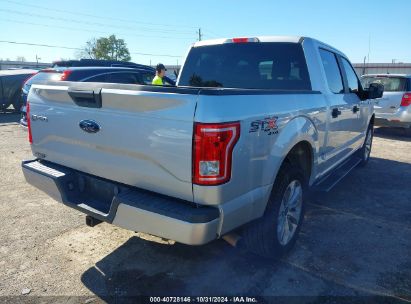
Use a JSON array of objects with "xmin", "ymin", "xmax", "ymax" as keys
[
  {"xmin": 20, "ymin": 66, "xmax": 175, "ymax": 126},
  {"xmin": 52, "ymin": 59, "xmax": 155, "ymax": 70},
  {"xmin": 361, "ymin": 74, "xmax": 411, "ymax": 132},
  {"xmin": 0, "ymin": 69, "xmax": 37, "ymax": 112}
]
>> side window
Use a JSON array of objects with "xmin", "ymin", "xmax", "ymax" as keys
[
  {"xmin": 141, "ymin": 72, "xmax": 155, "ymax": 85},
  {"xmin": 83, "ymin": 74, "xmax": 108, "ymax": 82},
  {"xmin": 319, "ymin": 49, "xmax": 344, "ymax": 94},
  {"xmin": 341, "ymin": 58, "xmax": 360, "ymax": 93},
  {"xmin": 107, "ymin": 73, "xmax": 139, "ymax": 84}
]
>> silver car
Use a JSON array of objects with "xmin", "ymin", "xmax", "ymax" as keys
[{"xmin": 361, "ymin": 74, "xmax": 411, "ymax": 130}]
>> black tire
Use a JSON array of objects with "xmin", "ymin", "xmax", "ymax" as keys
[
  {"xmin": 242, "ymin": 162, "xmax": 307, "ymax": 259},
  {"xmin": 358, "ymin": 124, "xmax": 373, "ymax": 167}
]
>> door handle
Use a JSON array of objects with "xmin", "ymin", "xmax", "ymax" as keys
[
  {"xmin": 67, "ymin": 88, "xmax": 102, "ymax": 108},
  {"xmin": 332, "ymin": 108, "xmax": 342, "ymax": 118},
  {"xmin": 353, "ymin": 105, "xmax": 360, "ymax": 113}
]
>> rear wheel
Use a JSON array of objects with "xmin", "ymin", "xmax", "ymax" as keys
[
  {"xmin": 358, "ymin": 124, "xmax": 373, "ymax": 167},
  {"xmin": 242, "ymin": 162, "xmax": 307, "ymax": 259}
]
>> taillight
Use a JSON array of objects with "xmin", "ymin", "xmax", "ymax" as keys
[
  {"xmin": 27, "ymin": 102, "xmax": 32, "ymax": 144},
  {"xmin": 193, "ymin": 122, "xmax": 240, "ymax": 185},
  {"xmin": 232, "ymin": 37, "xmax": 249, "ymax": 43},
  {"xmin": 60, "ymin": 70, "xmax": 72, "ymax": 81},
  {"xmin": 400, "ymin": 92, "xmax": 411, "ymax": 107},
  {"xmin": 226, "ymin": 37, "xmax": 260, "ymax": 43}
]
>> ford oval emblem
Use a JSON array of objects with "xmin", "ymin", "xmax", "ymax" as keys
[{"xmin": 79, "ymin": 120, "xmax": 101, "ymax": 133}]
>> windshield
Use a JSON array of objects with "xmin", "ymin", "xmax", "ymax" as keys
[
  {"xmin": 361, "ymin": 76, "xmax": 407, "ymax": 92},
  {"xmin": 178, "ymin": 42, "xmax": 311, "ymax": 90}
]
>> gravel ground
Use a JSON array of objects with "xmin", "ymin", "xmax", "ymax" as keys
[{"xmin": 0, "ymin": 112, "xmax": 410, "ymax": 303}]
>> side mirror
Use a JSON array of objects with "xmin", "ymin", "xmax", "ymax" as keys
[{"xmin": 368, "ymin": 83, "xmax": 384, "ymax": 99}]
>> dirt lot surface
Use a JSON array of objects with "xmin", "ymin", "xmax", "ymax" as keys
[{"xmin": 0, "ymin": 112, "xmax": 410, "ymax": 303}]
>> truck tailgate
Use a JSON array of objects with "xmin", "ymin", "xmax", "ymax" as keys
[{"xmin": 28, "ymin": 83, "xmax": 199, "ymax": 201}]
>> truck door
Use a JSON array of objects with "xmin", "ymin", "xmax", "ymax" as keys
[
  {"xmin": 339, "ymin": 57, "xmax": 367, "ymax": 145},
  {"xmin": 319, "ymin": 49, "xmax": 359, "ymax": 169}
]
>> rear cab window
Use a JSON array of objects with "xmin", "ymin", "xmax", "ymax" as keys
[
  {"xmin": 178, "ymin": 42, "xmax": 311, "ymax": 90},
  {"xmin": 361, "ymin": 76, "xmax": 407, "ymax": 92}
]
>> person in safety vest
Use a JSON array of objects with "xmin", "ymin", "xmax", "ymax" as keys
[{"xmin": 152, "ymin": 63, "xmax": 167, "ymax": 85}]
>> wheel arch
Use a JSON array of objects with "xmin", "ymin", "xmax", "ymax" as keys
[
  {"xmin": 283, "ymin": 140, "xmax": 314, "ymax": 182},
  {"xmin": 268, "ymin": 115, "xmax": 319, "ymax": 187},
  {"xmin": 369, "ymin": 113, "xmax": 375, "ymax": 127},
  {"xmin": 257, "ymin": 116, "xmax": 319, "ymax": 216}
]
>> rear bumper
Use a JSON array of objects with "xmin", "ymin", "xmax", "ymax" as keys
[
  {"xmin": 22, "ymin": 159, "xmax": 220, "ymax": 245},
  {"xmin": 375, "ymin": 118, "xmax": 411, "ymax": 128},
  {"xmin": 375, "ymin": 108, "xmax": 411, "ymax": 128}
]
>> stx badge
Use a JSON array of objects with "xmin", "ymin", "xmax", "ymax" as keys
[{"xmin": 249, "ymin": 116, "xmax": 279, "ymax": 135}]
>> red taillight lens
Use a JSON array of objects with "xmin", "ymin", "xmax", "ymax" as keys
[
  {"xmin": 232, "ymin": 37, "xmax": 249, "ymax": 43},
  {"xmin": 193, "ymin": 122, "xmax": 240, "ymax": 185},
  {"xmin": 60, "ymin": 70, "xmax": 72, "ymax": 81},
  {"xmin": 27, "ymin": 102, "xmax": 32, "ymax": 144},
  {"xmin": 227, "ymin": 37, "xmax": 259, "ymax": 43},
  {"xmin": 400, "ymin": 92, "xmax": 411, "ymax": 107}
]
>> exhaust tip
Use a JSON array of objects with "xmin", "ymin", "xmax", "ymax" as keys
[{"xmin": 222, "ymin": 233, "xmax": 242, "ymax": 247}]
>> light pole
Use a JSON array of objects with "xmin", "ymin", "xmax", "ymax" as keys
[{"xmin": 35, "ymin": 54, "xmax": 41, "ymax": 68}]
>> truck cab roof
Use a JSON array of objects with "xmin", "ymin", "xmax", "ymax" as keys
[
  {"xmin": 193, "ymin": 36, "xmax": 304, "ymax": 47},
  {"xmin": 192, "ymin": 36, "xmax": 348, "ymax": 60}
]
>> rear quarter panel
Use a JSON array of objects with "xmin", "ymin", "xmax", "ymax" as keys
[{"xmin": 193, "ymin": 92, "xmax": 328, "ymax": 205}]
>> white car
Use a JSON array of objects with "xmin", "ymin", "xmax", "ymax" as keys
[{"xmin": 361, "ymin": 74, "xmax": 411, "ymax": 131}]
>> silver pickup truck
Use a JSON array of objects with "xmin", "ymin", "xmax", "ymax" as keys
[{"xmin": 22, "ymin": 36, "xmax": 383, "ymax": 258}]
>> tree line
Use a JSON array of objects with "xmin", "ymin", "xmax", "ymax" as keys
[{"xmin": 78, "ymin": 34, "xmax": 131, "ymax": 61}]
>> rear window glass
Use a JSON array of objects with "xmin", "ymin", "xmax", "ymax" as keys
[
  {"xmin": 179, "ymin": 42, "xmax": 311, "ymax": 90},
  {"xmin": 25, "ymin": 71, "xmax": 62, "ymax": 86},
  {"xmin": 361, "ymin": 76, "xmax": 407, "ymax": 92}
]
